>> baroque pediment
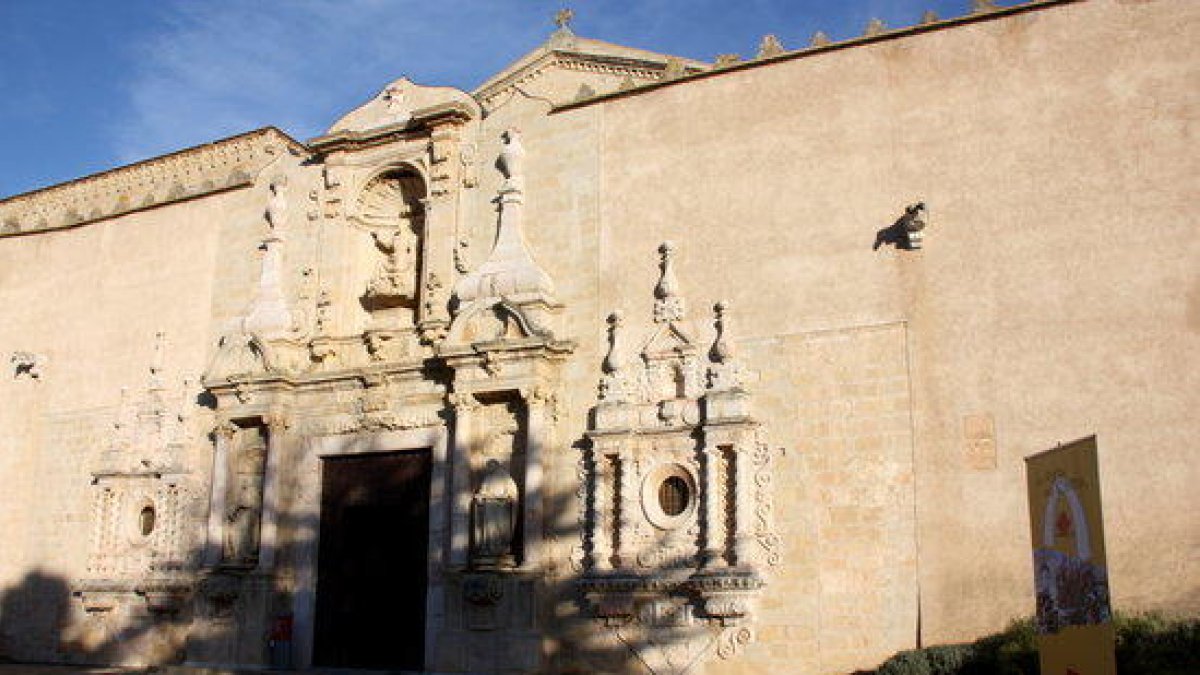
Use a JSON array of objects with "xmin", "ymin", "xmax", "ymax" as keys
[{"xmin": 324, "ymin": 77, "xmax": 480, "ymax": 136}]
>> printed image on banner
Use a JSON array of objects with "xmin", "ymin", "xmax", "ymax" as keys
[{"xmin": 1025, "ymin": 435, "xmax": 1115, "ymax": 675}]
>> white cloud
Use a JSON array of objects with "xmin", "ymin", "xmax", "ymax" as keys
[{"xmin": 108, "ymin": 0, "xmax": 544, "ymax": 163}]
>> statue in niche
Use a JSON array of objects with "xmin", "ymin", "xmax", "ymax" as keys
[
  {"xmin": 223, "ymin": 433, "xmax": 266, "ymax": 565},
  {"xmin": 367, "ymin": 225, "xmax": 417, "ymax": 299},
  {"xmin": 471, "ymin": 459, "xmax": 519, "ymax": 570}
]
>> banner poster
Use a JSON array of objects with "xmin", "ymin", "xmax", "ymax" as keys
[{"xmin": 1025, "ymin": 435, "xmax": 1115, "ymax": 675}]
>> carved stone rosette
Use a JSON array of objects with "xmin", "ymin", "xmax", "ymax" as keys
[{"xmin": 578, "ymin": 244, "xmax": 781, "ymax": 672}]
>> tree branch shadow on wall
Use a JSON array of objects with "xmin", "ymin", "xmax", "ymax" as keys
[
  {"xmin": 0, "ymin": 507, "xmax": 320, "ymax": 671},
  {"xmin": 0, "ymin": 444, "xmax": 699, "ymax": 674}
]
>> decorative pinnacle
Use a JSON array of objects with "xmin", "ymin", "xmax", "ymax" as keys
[
  {"xmin": 864, "ymin": 18, "xmax": 887, "ymax": 37},
  {"xmin": 809, "ymin": 31, "xmax": 831, "ymax": 48},
  {"xmin": 602, "ymin": 311, "xmax": 625, "ymax": 374},
  {"xmin": 756, "ymin": 34, "xmax": 785, "ymax": 59},
  {"xmin": 653, "ymin": 241, "xmax": 685, "ymax": 324},
  {"xmin": 554, "ymin": 8, "xmax": 574, "ymax": 29},
  {"xmin": 710, "ymin": 302, "xmax": 735, "ymax": 364},
  {"xmin": 655, "ymin": 242, "xmax": 678, "ymax": 300},
  {"xmin": 920, "ymin": 10, "xmax": 940, "ymax": 24}
]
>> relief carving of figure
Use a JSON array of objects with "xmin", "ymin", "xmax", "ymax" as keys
[
  {"xmin": 224, "ymin": 480, "xmax": 263, "ymax": 564},
  {"xmin": 367, "ymin": 226, "xmax": 417, "ymax": 299},
  {"xmin": 223, "ymin": 436, "xmax": 266, "ymax": 564},
  {"xmin": 471, "ymin": 459, "xmax": 519, "ymax": 569}
]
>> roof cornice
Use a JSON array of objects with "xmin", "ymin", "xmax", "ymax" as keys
[{"xmin": 0, "ymin": 127, "xmax": 306, "ymax": 238}]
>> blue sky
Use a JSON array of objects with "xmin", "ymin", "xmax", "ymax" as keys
[{"xmin": 1, "ymin": 0, "xmax": 997, "ymax": 198}]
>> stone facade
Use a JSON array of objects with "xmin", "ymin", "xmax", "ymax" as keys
[{"xmin": 0, "ymin": 1, "xmax": 1197, "ymax": 673}]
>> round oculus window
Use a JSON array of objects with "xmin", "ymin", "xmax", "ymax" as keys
[
  {"xmin": 640, "ymin": 463, "xmax": 697, "ymax": 529},
  {"xmin": 658, "ymin": 476, "xmax": 690, "ymax": 516}
]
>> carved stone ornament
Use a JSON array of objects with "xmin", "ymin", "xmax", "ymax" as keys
[
  {"xmin": 578, "ymin": 243, "xmax": 781, "ymax": 673},
  {"xmin": 10, "ymin": 351, "xmax": 46, "ymax": 380},
  {"xmin": 0, "ymin": 129, "xmax": 300, "ymax": 237},
  {"xmin": 471, "ymin": 459, "xmax": 520, "ymax": 570},
  {"xmin": 447, "ymin": 129, "xmax": 563, "ymax": 348},
  {"xmin": 900, "ymin": 201, "xmax": 927, "ymax": 249}
]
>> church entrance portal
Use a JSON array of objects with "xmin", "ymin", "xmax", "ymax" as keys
[{"xmin": 313, "ymin": 449, "xmax": 431, "ymax": 670}]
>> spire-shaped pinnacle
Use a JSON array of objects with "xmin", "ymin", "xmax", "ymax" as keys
[
  {"xmin": 653, "ymin": 241, "xmax": 685, "ymax": 323},
  {"xmin": 709, "ymin": 302, "xmax": 735, "ymax": 364},
  {"xmin": 756, "ymin": 34, "xmax": 785, "ymax": 59},
  {"xmin": 602, "ymin": 311, "xmax": 626, "ymax": 374},
  {"xmin": 706, "ymin": 301, "xmax": 745, "ymax": 391}
]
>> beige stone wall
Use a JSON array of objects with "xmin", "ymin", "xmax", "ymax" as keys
[
  {"xmin": 0, "ymin": 0, "xmax": 1195, "ymax": 672},
  {"xmin": 526, "ymin": 0, "xmax": 1198, "ymax": 670},
  {"xmin": 0, "ymin": 154, "xmax": 307, "ymax": 660}
]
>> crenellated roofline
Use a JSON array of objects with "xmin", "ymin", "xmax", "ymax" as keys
[{"xmin": 553, "ymin": 0, "xmax": 1082, "ymax": 113}]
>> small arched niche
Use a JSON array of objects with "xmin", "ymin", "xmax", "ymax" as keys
[{"xmin": 357, "ymin": 166, "xmax": 427, "ymax": 322}]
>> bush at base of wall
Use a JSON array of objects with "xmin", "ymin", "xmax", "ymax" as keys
[{"xmin": 869, "ymin": 614, "xmax": 1200, "ymax": 675}]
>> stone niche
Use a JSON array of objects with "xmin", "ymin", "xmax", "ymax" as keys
[
  {"xmin": 356, "ymin": 167, "xmax": 426, "ymax": 354},
  {"xmin": 577, "ymin": 243, "xmax": 781, "ymax": 674}
]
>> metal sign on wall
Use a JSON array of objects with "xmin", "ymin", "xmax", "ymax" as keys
[{"xmin": 1025, "ymin": 435, "xmax": 1116, "ymax": 675}]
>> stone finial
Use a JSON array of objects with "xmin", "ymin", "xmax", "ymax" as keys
[
  {"xmin": 617, "ymin": 75, "xmax": 637, "ymax": 91},
  {"xmin": 662, "ymin": 57, "xmax": 686, "ymax": 80},
  {"xmin": 653, "ymin": 242, "xmax": 685, "ymax": 324},
  {"xmin": 602, "ymin": 311, "xmax": 626, "ymax": 375},
  {"xmin": 709, "ymin": 302, "xmax": 735, "ymax": 364},
  {"xmin": 920, "ymin": 10, "xmax": 940, "ymax": 24},
  {"xmin": 451, "ymin": 129, "xmax": 555, "ymax": 312},
  {"xmin": 809, "ymin": 31, "xmax": 831, "ymax": 47},
  {"xmin": 554, "ymin": 8, "xmax": 574, "ymax": 29},
  {"xmin": 714, "ymin": 54, "xmax": 743, "ymax": 68},
  {"xmin": 498, "ymin": 128, "xmax": 526, "ymax": 193},
  {"xmin": 864, "ymin": 18, "xmax": 887, "ymax": 37},
  {"xmin": 971, "ymin": 0, "xmax": 999, "ymax": 13},
  {"xmin": 756, "ymin": 34, "xmax": 785, "ymax": 59},
  {"xmin": 706, "ymin": 301, "xmax": 746, "ymax": 391}
]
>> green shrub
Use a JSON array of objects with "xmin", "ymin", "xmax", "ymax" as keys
[{"xmin": 871, "ymin": 614, "xmax": 1198, "ymax": 675}]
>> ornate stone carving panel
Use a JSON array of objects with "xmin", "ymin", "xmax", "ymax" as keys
[{"xmin": 579, "ymin": 243, "xmax": 781, "ymax": 674}]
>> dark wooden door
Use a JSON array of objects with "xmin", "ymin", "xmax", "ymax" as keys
[{"xmin": 313, "ymin": 449, "xmax": 431, "ymax": 670}]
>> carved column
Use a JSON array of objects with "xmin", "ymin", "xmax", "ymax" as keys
[
  {"xmin": 591, "ymin": 447, "xmax": 612, "ymax": 571},
  {"xmin": 614, "ymin": 448, "xmax": 634, "ymax": 569},
  {"xmin": 449, "ymin": 393, "xmax": 477, "ymax": 568},
  {"xmin": 732, "ymin": 442, "xmax": 754, "ymax": 566},
  {"xmin": 257, "ymin": 412, "xmax": 289, "ymax": 571},
  {"xmin": 521, "ymin": 388, "xmax": 551, "ymax": 569},
  {"xmin": 204, "ymin": 422, "xmax": 238, "ymax": 567},
  {"xmin": 701, "ymin": 445, "xmax": 723, "ymax": 568}
]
